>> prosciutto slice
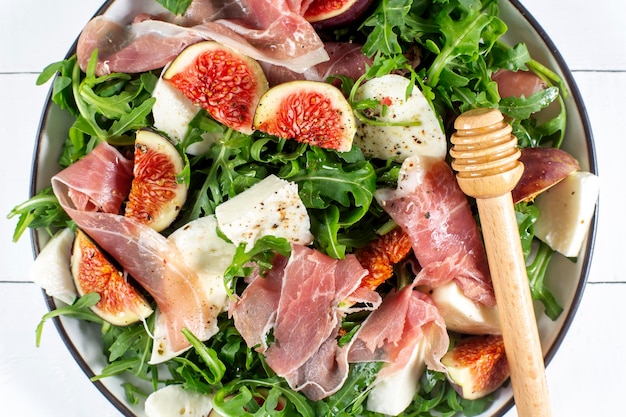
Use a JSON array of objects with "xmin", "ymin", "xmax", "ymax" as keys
[
  {"xmin": 77, "ymin": 0, "xmax": 329, "ymax": 76},
  {"xmin": 261, "ymin": 42, "xmax": 373, "ymax": 86},
  {"xmin": 51, "ymin": 142, "xmax": 217, "ymax": 354},
  {"xmin": 375, "ymin": 155, "xmax": 495, "ymax": 306},
  {"xmin": 232, "ymin": 244, "xmax": 380, "ymax": 400},
  {"xmin": 348, "ymin": 284, "xmax": 448, "ymax": 377}
]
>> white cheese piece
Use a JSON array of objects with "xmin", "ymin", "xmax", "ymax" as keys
[
  {"xmin": 215, "ymin": 174, "xmax": 314, "ymax": 248},
  {"xmin": 354, "ymin": 74, "xmax": 447, "ymax": 162},
  {"xmin": 429, "ymin": 281, "xmax": 501, "ymax": 335},
  {"xmin": 150, "ymin": 215, "xmax": 236, "ymax": 364},
  {"xmin": 152, "ymin": 75, "xmax": 218, "ymax": 155},
  {"xmin": 152, "ymin": 75, "xmax": 199, "ymax": 141},
  {"xmin": 366, "ymin": 338, "xmax": 428, "ymax": 416},
  {"xmin": 533, "ymin": 170, "xmax": 599, "ymax": 257},
  {"xmin": 29, "ymin": 228, "xmax": 77, "ymax": 305},
  {"xmin": 145, "ymin": 384, "xmax": 213, "ymax": 417}
]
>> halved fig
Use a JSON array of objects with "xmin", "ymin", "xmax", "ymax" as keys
[
  {"xmin": 253, "ymin": 80, "xmax": 356, "ymax": 152},
  {"xmin": 164, "ymin": 41, "xmax": 269, "ymax": 134},
  {"xmin": 512, "ymin": 146, "xmax": 580, "ymax": 204},
  {"xmin": 304, "ymin": 0, "xmax": 373, "ymax": 29},
  {"xmin": 441, "ymin": 335, "xmax": 509, "ymax": 400},
  {"xmin": 71, "ymin": 229, "xmax": 153, "ymax": 326},
  {"xmin": 492, "ymin": 69, "xmax": 547, "ymax": 99},
  {"xmin": 124, "ymin": 130, "xmax": 187, "ymax": 232}
]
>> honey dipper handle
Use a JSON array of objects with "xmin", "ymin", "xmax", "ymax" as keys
[
  {"xmin": 450, "ymin": 108, "xmax": 551, "ymax": 417},
  {"xmin": 477, "ymin": 194, "xmax": 552, "ymax": 417}
]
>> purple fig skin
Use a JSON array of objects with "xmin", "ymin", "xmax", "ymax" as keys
[
  {"xmin": 306, "ymin": 0, "xmax": 374, "ymax": 30},
  {"xmin": 512, "ymin": 147, "xmax": 580, "ymax": 204}
]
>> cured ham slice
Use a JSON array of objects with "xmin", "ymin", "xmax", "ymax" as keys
[
  {"xmin": 58, "ymin": 142, "xmax": 133, "ymax": 213},
  {"xmin": 51, "ymin": 142, "xmax": 217, "ymax": 355},
  {"xmin": 261, "ymin": 42, "xmax": 373, "ymax": 86},
  {"xmin": 348, "ymin": 284, "xmax": 448, "ymax": 376},
  {"xmin": 347, "ymin": 284, "xmax": 448, "ymax": 416},
  {"xmin": 232, "ymin": 244, "xmax": 379, "ymax": 400},
  {"xmin": 77, "ymin": 0, "xmax": 329, "ymax": 76},
  {"xmin": 375, "ymin": 155, "xmax": 495, "ymax": 306}
]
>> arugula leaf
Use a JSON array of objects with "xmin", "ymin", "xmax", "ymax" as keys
[
  {"xmin": 498, "ymin": 86, "xmax": 559, "ymax": 119},
  {"xmin": 318, "ymin": 363, "xmax": 381, "ymax": 417},
  {"xmin": 516, "ymin": 202, "xmax": 563, "ymax": 319},
  {"xmin": 181, "ymin": 328, "xmax": 226, "ymax": 385},
  {"xmin": 310, "ymin": 206, "xmax": 346, "ymax": 259},
  {"xmin": 490, "ymin": 42, "xmax": 531, "ymax": 71},
  {"xmin": 527, "ymin": 241, "xmax": 562, "ymax": 320},
  {"xmin": 213, "ymin": 378, "xmax": 315, "ymax": 417},
  {"xmin": 360, "ymin": 0, "xmax": 416, "ymax": 57},
  {"xmin": 291, "ymin": 148, "xmax": 376, "ymax": 211},
  {"xmin": 154, "ymin": 0, "xmax": 193, "ymax": 15},
  {"xmin": 38, "ymin": 57, "xmax": 78, "ymax": 114},
  {"xmin": 425, "ymin": 0, "xmax": 506, "ymax": 88},
  {"xmin": 35, "ymin": 293, "xmax": 102, "ymax": 347},
  {"xmin": 223, "ymin": 236, "xmax": 292, "ymax": 298},
  {"xmin": 96, "ymin": 318, "xmax": 155, "ymax": 382},
  {"xmin": 7, "ymin": 187, "xmax": 72, "ymax": 242}
]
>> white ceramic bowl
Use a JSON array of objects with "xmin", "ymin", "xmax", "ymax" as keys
[{"xmin": 30, "ymin": 0, "xmax": 598, "ymax": 416}]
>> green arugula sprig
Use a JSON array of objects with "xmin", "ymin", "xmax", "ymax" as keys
[
  {"xmin": 7, "ymin": 187, "xmax": 71, "ymax": 242},
  {"xmin": 516, "ymin": 202, "xmax": 563, "ymax": 319},
  {"xmin": 35, "ymin": 293, "xmax": 102, "ymax": 347},
  {"xmin": 37, "ymin": 51, "xmax": 156, "ymax": 164},
  {"xmin": 213, "ymin": 377, "xmax": 315, "ymax": 417},
  {"xmin": 8, "ymin": 53, "xmax": 162, "ymax": 242},
  {"xmin": 154, "ymin": 0, "xmax": 193, "ymax": 15},
  {"xmin": 223, "ymin": 236, "xmax": 292, "ymax": 299}
]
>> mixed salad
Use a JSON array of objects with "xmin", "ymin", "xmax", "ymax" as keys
[{"xmin": 8, "ymin": 0, "xmax": 599, "ymax": 416}]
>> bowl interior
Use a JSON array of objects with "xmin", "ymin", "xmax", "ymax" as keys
[{"xmin": 30, "ymin": 1, "xmax": 597, "ymax": 416}]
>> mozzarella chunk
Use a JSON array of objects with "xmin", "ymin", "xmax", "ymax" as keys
[
  {"xmin": 150, "ymin": 215, "xmax": 236, "ymax": 364},
  {"xmin": 30, "ymin": 228, "xmax": 77, "ymax": 305},
  {"xmin": 354, "ymin": 74, "xmax": 446, "ymax": 162},
  {"xmin": 533, "ymin": 170, "xmax": 599, "ymax": 257},
  {"xmin": 152, "ymin": 75, "xmax": 218, "ymax": 155},
  {"xmin": 145, "ymin": 384, "xmax": 213, "ymax": 417},
  {"xmin": 215, "ymin": 175, "xmax": 314, "ymax": 248},
  {"xmin": 152, "ymin": 75, "xmax": 198, "ymax": 141},
  {"xmin": 429, "ymin": 281, "xmax": 501, "ymax": 335},
  {"xmin": 366, "ymin": 338, "xmax": 427, "ymax": 416}
]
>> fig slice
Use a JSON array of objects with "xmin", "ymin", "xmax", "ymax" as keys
[
  {"xmin": 512, "ymin": 146, "xmax": 580, "ymax": 204},
  {"xmin": 441, "ymin": 335, "xmax": 509, "ymax": 400},
  {"xmin": 71, "ymin": 229, "xmax": 153, "ymax": 326},
  {"xmin": 253, "ymin": 80, "xmax": 356, "ymax": 152},
  {"xmin": 124, "ymin": 129, "xmax": 188, "ymax": 232},
  {"xmin": 304, "ymin": 0, "xmax": 373, "ymax": 29},
  {"xmin": 164, "ymin": 41, "xmax": 269, "ymax": 134}
]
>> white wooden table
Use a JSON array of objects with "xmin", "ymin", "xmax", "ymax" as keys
[{"xmin": 1, "ymin": 1, "xmax": 623, "ymax": 415}]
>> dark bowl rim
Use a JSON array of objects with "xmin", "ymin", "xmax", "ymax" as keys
[{"xmin": 28, "ymin": 1, "xmax": 599, "ymax": 416}]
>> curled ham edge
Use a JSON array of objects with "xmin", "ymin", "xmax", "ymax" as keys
[
  {"xmin": 51, "ymin": 142, "xmax": 215, "ymax": 354},
  {"xmin": 77, "ymin": 0, "xmax": 331, "ymax": 76}
]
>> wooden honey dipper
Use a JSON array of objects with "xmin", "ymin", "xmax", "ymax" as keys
[{"xmin": 449, "ymin": 108, "xmax": 552, "ymax": 417}]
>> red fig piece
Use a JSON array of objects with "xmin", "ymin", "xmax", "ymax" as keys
[
  {"xmin": 304, "ymin": 0, "xmax": 373, "ymax": 29},
  {"xmin": 441, "ymin": 335, "xmax": 509, "ymax": 400},
  {"xmin": 253, "ymin": 80, "xmax": 356, "ymax": 152},
  {"xmin": 71, "ymin": 229, "xmax": 153, "ymax": 326},
  {"xmin": 124, "ymin": 130, "xmax": 187, "ymax": 232},
  {"xmin": 164, "ymin": 41, "xmax": 269, "ymax": 134},
  {"xmin": 512, "ymin": 147, "xmax": 580, "ymax": 203}
]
